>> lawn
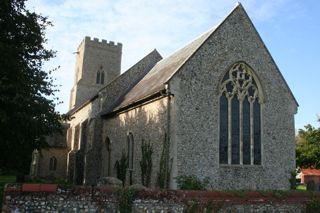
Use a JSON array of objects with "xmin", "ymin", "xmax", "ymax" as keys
[
  {"xmin": 0, "ymin": 176, "xmax": 16, "ymax": 210},
  {"xmin": 296, "ymin": 184, "xmax": 307, "ymax": 191}
]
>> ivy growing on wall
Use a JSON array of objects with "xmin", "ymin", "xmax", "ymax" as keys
[{"xmin": 139, "ymin": 139, "xmax": 153, "ymax": 187}]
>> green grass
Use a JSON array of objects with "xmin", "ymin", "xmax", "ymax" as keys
[
  {"xmin": 296, "ymin": 185, "xmax": 307, "ymax": 191},
  {"xmin": 0, "ymin": 176, "xmax": 16, "ymax": 210}
]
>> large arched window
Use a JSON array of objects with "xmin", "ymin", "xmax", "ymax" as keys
[
  {"xmin": 49, "ymin": 156, "xmax": 57, "ymax": 171},
  {"xmin": 219, "ymin": 62, "xmax": 262, "ymax": 165}
]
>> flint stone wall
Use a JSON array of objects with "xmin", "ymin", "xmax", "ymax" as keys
[
  {"xmin": 168, "ymin": 5, "xmax": 297, "ymax": 190},
  {"xmin": 2, "ymin": 184, "xmax": 318, "ymax": 213}
]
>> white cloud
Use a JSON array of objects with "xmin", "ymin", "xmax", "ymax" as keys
[{"xmin": 26, "ymin": 0, "xmax": 297, "ymax": 113}]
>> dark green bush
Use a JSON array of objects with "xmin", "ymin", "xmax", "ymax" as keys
[
  {"xmin": 115, "ymin": 151, "xmax": 128, "ymax": 187},
  {"xmin": 176, "ymin": 175, "xmax": 209, "ymax": 190},
  {"xmin": 306, "ymin": 197, "xmax": 320, "ymax": 213},
  {"xmin": 289, "ymin": 170, "xmax": 296, "ymax": 189},
  {"xmin": 140, "ymin": 140, "xmax": 153, "ymax": 187},
  {"xmin": 116, "ymin": 187, "xmax": 136, "ymax": 213}
]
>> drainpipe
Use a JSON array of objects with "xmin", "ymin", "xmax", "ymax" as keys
[{"xmin": 164, "ymin": 83, "xmax": 172, "ymax": 189}]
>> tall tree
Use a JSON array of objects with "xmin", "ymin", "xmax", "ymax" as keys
[
  {"xmin": 296, "ymin": 119, "xmax": 320, "ymax": 169},
  {"xmin": 0, "ymin": 0, "xmax": 62, "ymax": 174}
]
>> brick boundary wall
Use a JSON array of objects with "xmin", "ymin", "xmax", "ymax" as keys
[{"xmin": 2, "ymin": 184, "xmax": 320, "ymax": 212}]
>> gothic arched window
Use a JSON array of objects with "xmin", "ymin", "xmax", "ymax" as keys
[
  {"xmin": 219, "ymin": 62, "xmax": 262, "ymax": 165},
  {"xmin": 49, "ymin": 156, "xmax": 57, "ymax": 171}
]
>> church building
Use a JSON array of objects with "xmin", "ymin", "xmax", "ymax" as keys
[{"xmin": 30, "ymin": 3, "xmax": 298, "ymax": 190}]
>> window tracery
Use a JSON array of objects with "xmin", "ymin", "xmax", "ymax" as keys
[{"xmin": 219, "ymin": 62, "xmax": 262, "ymax": 165}]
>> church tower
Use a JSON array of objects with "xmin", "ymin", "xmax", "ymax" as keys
[{"xmin": 69, "ymin": 36, "xmax": 122, "ymax": 110}]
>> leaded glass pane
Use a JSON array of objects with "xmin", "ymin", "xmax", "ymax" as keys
[
  {"xmin": 101, "ymin": 72, "xmax": 105, "ymax": 84},
  {"xmin": 96, "ymin": 71, "xmax": 100, "ymax": 84},
  {"xmin": 219, "ymin": 95, "xmax": 228, "ymax": 164},
  {"xmin": 253, "ymin": 101, "xmax": 261, "ymax": 165},
  {"xmin": 231, "ymin": 97, "xmax": 239, "ymax": 164},
  {"xmin": 243, "ymin": 98, "xmax": 250, "ymax": 164}
]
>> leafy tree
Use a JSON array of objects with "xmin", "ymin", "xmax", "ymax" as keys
[
  {"xmin": 296, "ymin": 119, "xmax": 320, "ymax": 169},
  {"xmin": 0, "ymin": 0, "xmax": 62, "ymax": 174}
]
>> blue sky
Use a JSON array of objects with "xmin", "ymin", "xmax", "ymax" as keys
[{"xmin": 26, "ymin": 0, "xmax": 320, "ymax": 131}]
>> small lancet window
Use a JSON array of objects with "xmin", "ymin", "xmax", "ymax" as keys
[
  {"xmin": 127, "ymin": 132, "xmax": 134, "ymax": 185},
  {"xmin": 127, "ymin": 133, "xmax": 134, "ymax": 170},
  {"xmin": 100, "ymin": 71, "xmax": 105, "ymax": 84},
  {"xmin": 96, "ymin": 69, "xmax": 105, "ymax": 84},
  {"xmin": 49, "ymin": 156, "xmax": 57, "ymax": 171},
  {"xmin": 219, "ymin": 62, "xmax": 262, "ymax": 165},
  {"xmin": 96, "ymin": 70, "xmax": 101, "ymax": 84},
  {"xmin": 105, "ymin": 137, "xmax": 111, "ymax": 176}
]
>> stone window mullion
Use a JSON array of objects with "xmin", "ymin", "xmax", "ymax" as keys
[
  {"xmin": 227, "ymin": 97, "xmax": 232, "ymax": 165},
  {"xmin": 239, "ymin": 97, "xmax": 244, "ymax": 165},
  {"xmin": 249, "ymin": 100, "xmax": 254, "ymax": 165}
]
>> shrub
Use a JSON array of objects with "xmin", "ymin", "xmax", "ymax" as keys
[
  {"xmin": 115, "ymin": 151, "xmax": 128, "ymax": 187},
  {"xmin": 157, "ymin": 133, "xmax": 171, "ymax": 189},
  {"xmin": 306, "ymin": 197, "xmax": 320, "ymax": 213},
  {"xmin": 289, "ymin": 170, "xmax": 296, "ymax": 190},
  {"xmin": 116, "ymin": 187, "xmax": 136, "ymax": 213},
  {"xmin": 140, "ymin": 140, "xmax": 153, "ymax": 187},
  {"xmin": 176, "ymin": 175, "xmax": 209, "ymax": 190}
]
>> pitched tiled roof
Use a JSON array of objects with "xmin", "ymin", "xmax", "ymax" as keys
[
  {"xmin": 112, "ymin": 26, "xmax": 216, "ymax": 112},
  {"xmin": 46, "ymin": 123, "xmax": 69, "ymax": 148},
  {"xmin": 301, "ymin": 169, "xmax": 320, "ymax": 176}
]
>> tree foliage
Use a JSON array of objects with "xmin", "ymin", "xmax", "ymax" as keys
[
  {"xmin": 296, "ymin": 120, "xmax": 320, "ymax": 169},
  {"xmin": 0, "ymin": 0, "xmax": 62, "ymax": 173}
]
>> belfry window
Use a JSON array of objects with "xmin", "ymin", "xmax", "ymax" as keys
[
  {"xmin": 219, "ymin": 62, "xmax": 262, "ymax": 165},
  {"xmin": 96, "ymin": 70, "xmax": 105, "ymax": 84},
  {"xmin": 100, "ymin": 71, "xmax": 105, "ymax": 84},
  {"xmin": 96, "ymin": 71, "xmax": 100, "ymax": 84},
  {"xmin": 49, "ymin": 156, "xmax": 57, "ymax": 171}
]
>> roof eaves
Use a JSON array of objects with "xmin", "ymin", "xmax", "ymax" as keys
[{"xmin": 101, "ymin": 89, "xmax": 166, "ymax": 118}]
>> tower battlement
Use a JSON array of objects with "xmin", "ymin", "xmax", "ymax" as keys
[
  {"xmin": 70, "ymin": 36, "xmax": 122, "ymax": 110},
  {"xmin": 76, "ymin": 36, "xmax": 122, "ymax": 50}
]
